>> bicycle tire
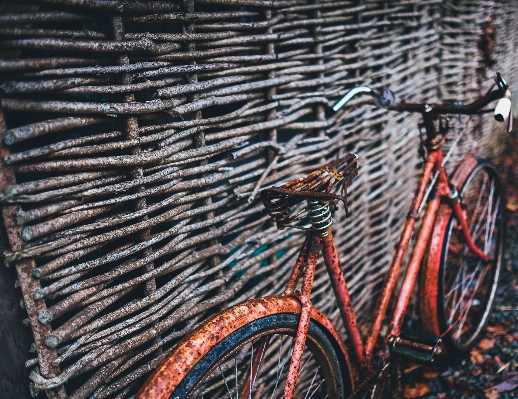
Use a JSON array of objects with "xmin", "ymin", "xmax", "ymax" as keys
[
  {"xmin": 420, "ymin": 158, "xmax": 505, "ymax": 354},
  {"xmin": 137, "ymin": 297, "xmax": 353, "ymax": 399}
]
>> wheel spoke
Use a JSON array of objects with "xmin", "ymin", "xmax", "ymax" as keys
[
  {"xmin": 218, "ymin": 364, "xmax": 233, "ymax": 399},
  {"xmin": 437, "ymin": 165, "xmax": 503, "ymax": 350}
]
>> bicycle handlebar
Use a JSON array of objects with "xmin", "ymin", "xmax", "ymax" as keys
[{"xmin": 333, "ymin": 74, "xmax": 513, "ymax": 125}]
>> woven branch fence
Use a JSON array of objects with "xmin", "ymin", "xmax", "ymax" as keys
[{"xmin": 0, "ymin": 0, "xmax": 517, "ymax": 398}]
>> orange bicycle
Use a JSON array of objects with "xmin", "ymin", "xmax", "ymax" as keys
[{"xmin": 136, "ymin": 74, "xmax": 512, "ymax": 399}]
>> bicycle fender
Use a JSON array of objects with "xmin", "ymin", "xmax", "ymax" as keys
[
  {"xmin": 419, "ymin": 154, "xmax": 478, "ymax": 334},
  {"xmin": 135, "ymin": 296, "xmax": 353, "ymax": 399}
]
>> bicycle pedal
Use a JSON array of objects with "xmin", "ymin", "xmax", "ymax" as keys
[{"xmin": 388, "ymin": 329, "xmax": 443, "ymax": 364}]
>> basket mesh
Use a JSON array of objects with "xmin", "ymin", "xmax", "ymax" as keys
[{"xmin": 0, "ymin": 0, "xmax": 517, "ymax": 397}]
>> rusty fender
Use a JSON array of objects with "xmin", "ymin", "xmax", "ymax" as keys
[
  {"xmin": 136, "ymin": 296, "xmax": 353, "ymax": 399},
  {"xmin": 419, "ymin": 154, "xmax": 478, "ymax": 334}
]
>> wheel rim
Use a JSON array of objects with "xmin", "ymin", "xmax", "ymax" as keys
[
  {"xmin": 440, "ymin": 165, "xmax": 503, "ymax": 349},
  {"xmin": 186, "ymin": 329, "xmax": 339, "ymax": 399}
]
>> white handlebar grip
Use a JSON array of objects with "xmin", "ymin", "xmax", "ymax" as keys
[{"xmin": 494, "ymin": 90, "xmax": 512, "ymax": 122}]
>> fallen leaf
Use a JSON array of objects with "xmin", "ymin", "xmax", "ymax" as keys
[
  {"xmin": 470, "ymin": 348, "xmax": 484, "ymax": 364},
  {"xmin": 478, "ymin": 338, "xmax": 495, "ymax": 351},
  {"xmin": 490, "ymin": 372, "xmax": 518, "ymax": 393},
  {"xmin": 506, "ymin": 203, "xmax": 518, "ymax": 212},
  {"xmin": 404, "ymin": 382, "xmax": 430, "ymax": 398},
  {"xmin": 484, "ymin": 388, "xmax": 498, "ymax": 399},
  {"xmin": 422, "ymin": 370, "xmax": 439, "ymax": 379},
  {"xmin": 471, "ymin": 368, "xmax": 483, "ymax": 376},
  {"xmin": 486, "ymin": 325, "xmax": 507, "ymax": 335}
]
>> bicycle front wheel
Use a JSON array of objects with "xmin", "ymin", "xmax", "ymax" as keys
[
  {"xmin": 421, "ymin": 158, "xmax": 505, "ymax": 354},
  {"xmin": 137, "ymin": 297, "xmax": 352, "ymax": 399}
]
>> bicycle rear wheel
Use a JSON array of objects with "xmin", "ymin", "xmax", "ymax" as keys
[
  {"xmin": 420, "ymin": 159, "xmax": 505, "ymax": 354},
  {"xmin": 137, "ymin": 298, "xmax": 352, "ymax": 399}
]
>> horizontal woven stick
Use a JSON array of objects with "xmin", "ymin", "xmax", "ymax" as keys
[
  {"xmin": 62, "ymin": 248, "xmax": 263, "ymax": 376},
  {"xmin": 13, "ymin": 134, "xmax": 246, "ymax": 172},
  {"xmin": 67, "ymin": 354, "xmax": 130, "ymax": 399},
  {"xmin": 151, "ymin": 45, "xmax": 258, "ymax": 61},
  {"xmin": 0, "ymin": 27, "xmax": 107, "ymax": 39},
  {"xmin": 0, "ymin": 57, "xmax": 107, "ymax": 72},
  {"xmin": 45, "ymin": 202, "xmax": 195, "ymax": 261},
  {"xmin": 5, "ymin": 130, "xmax": 123, "ymax": 165},
  {"xmin": 2, "ymin": 97, "xmax": 185, "ymax": 115},
  {"xmin": 34, "ymin": 244, "xmax": 105, "ymax": 278},
  {"xmin": 17, "ymin": 200, "xmax": 82, "ymax": 225},
  {"xmin": 157, "ymin": 74, "xmax": 261, "ymax": 97},
  {"xmin": 135, "ymin": 62, "xmax": 237, "ymax": 78},
  {"xmin": 0, "ymin": 38, "xmax": 180, "ymax": 54},
  {"xmin": 196, "ymin": 13, "xmax": 284, "ymax": 30},
  {"xmin": 43, "ymin": 222, "xmax": 191, "ymax": 296},
  {"xmin": 62, "ymin": 159, "xmax": 264, "ymax": 211},
  {"xmin": 22, "ymin": 205, "xmax": 116, "ymax": 241},
  {"xmin": 62, "ymin": 244, "xmax": 195, "ymax": 340},
  {"xmin": 25, "ymin": 61, "xmax": 172, "ymax": 77},
  {"xmin": 127, "ymin": 11, "xmax": 259, "ymax": 22},
  {"xmin": 195, "ymin": 0, "xmax": 298, "ymax": 6},
  {"xmin": 68, "ymin": 286, "xmax": 222, "ymax": 368},
  {"xmin": 199, "ymin": 30, "xmax": 305, "ymax": 47},
  {"xmin": 139, "ymin": 99, "xmax": 264, "ymax": 133},
  {"xmin": 79, "ymin": 220, "xmax": 249, "ymax": 306},
  {"xmin": 38, "ymin": 284, "xmax": 105, "ymax": 324},
  {"xmin": 38, "ymin": 223, "xmax": 241, "ymax": 324},
  {"xmin": 125, "ymin": 31, "xmax": 237, "ymax": 41},
  {"xmin": 2, "ymin": 116, "xmax": 110, "ymax": 145},
  {"xmin": 44, "ymin": 288, "xmax": 132, "ymax": 349},
  {"xmin": 67, "ymin": 281, "xmax": 203, "ymax": 354},
  {"xmin": 2, "ymin": 77, "xmax": 108, "ymax": 94},
  {"xmin": 170, "ymin": 92, "xmax": 263, "ymax": 115},
  {"xmin": 206, "ymin": 107, "xmax": 313, "ymax": 141},
  {"xmin": 15, "ymin": 0, "xmax": 181, "ymax": 13},
  {"xmin": 20, "ymin": 161, "xmax": 258, "ymax": 257},
  {"xmin": 6, "ymin": 175, "xmax": 125, "ymax": 203},
  {"xmin": 55, "ymin": 77, "xmax": 181, "ymax": 95},
  {"xmin": 199, "ymin": 74, "xmax": 302, "ymax": 98},
  {"xmin": 17, "ymin": 201, "xmax": 193, "ymax": 260},
  {"xmin": 4, "ymin": 170, "xmax": 117, "ymax": 197},
  {"xmin": 280, "ymin": 1, "xmax": 365, "ymax": 13},
  {"xmin": 48, "ymin": 128, "xmax": 178, "ymax": 158}
]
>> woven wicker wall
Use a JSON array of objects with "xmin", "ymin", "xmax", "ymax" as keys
[{"xmin": 0, "ymin": 1, "xmax": 516, "ymax": 398}]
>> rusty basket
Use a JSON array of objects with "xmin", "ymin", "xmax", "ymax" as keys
[{"xmin": 0, "ymin": 0, "xmax": 517, "ymax": 398}]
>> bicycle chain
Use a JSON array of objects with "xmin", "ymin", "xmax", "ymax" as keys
[{"xmin": 345, "ymin": 365, "xmax": 384, "ymax": 399}]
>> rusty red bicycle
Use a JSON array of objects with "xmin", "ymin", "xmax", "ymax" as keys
[{"xmin": 136, "ymin": 74, "xmax": 512, "ymax": 399}]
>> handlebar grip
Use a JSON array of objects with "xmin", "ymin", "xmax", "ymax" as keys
[{"xmin": 494, "ymin": 90, "xmax": 512, "ymax": 122}]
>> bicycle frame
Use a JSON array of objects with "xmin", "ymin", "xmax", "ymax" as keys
[
  {"xmin": 274, "ymin": 147, "xmax": 489, "ymax": 398},
  {"xmin": 137, "ymin": 79, "xmax": 511, "ymax": 399}
]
